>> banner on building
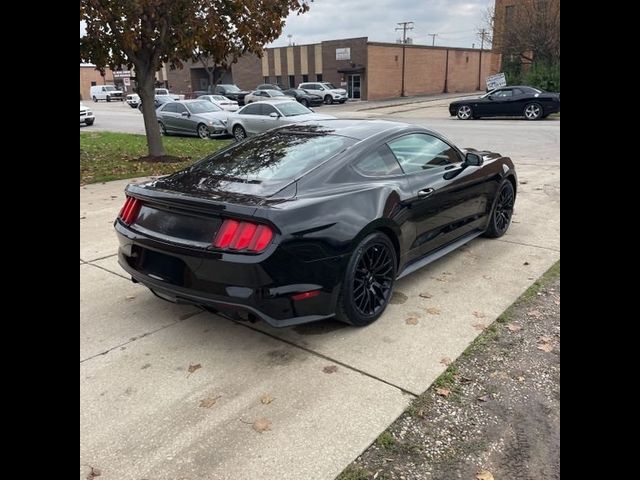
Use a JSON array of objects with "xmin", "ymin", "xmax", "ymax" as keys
[
  {"xmin": 486, "ymin": 72, "xmax": 507, "ymax": 90},
  {"xmin": 336, "ymin": 48, "xmax": 351, "ymax": 61}
]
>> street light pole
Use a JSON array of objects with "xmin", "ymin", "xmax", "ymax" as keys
[
  {"xmin": 477, "ymin": 29, "xmax": 486, "ymax": 91},
  {"xmin": 396, "ymin": 21, "xmax": 414, "ymax": 97}
]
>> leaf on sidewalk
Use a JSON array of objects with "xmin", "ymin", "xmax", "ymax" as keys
[
  {"xmin": 425, "ymin": 307, "xmax": 441, "ymax": 315},
  {"xmin": 440, "ymin": 357, "xmax": 452, "ymax": 366},
  {"xmin": 419, "ymin": 292, "xmax": 433, "ymax": 299},
  {"xmin": 323, "ymin": 365, "xmax": 338, "ymax": 374},
  {"xmin": 252, "ymin": 418, "xmax": 272, "ymax": 433},
  {"xmin": 199, "ymin": 395, "xmax": 221, "ymax": 408},
  {"xmin": 473, "ymin": 311, "xmax": 486, "ymax": 318},
  {"xmin": 436, "ymin": 388, "xmax": 450, "ymax": 397},
  {"xmin": 187, "ymin": 363, "xmax": 202, "ymax": 376},
  {"xmin": 405, "ymin": 316, "xmax": 419, "ymax": 325},
  {"xmin": 260, "ymin": 394, "xmax": 274, "ymax": 405}
]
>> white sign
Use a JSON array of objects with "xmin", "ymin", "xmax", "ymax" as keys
[
  {"xmin": 113, "ymin": 70, "xmax": 131, "ymax": 78},
  {"xmin": 336, "ymin": 48, "xmax": 351, "ymax": 61},
  {"xmin": 486, "ymin": 72, "xmax": 507, "ymax": 90},
  {"xmin": 123, "ymin": 77, "xmax": 131, "ymax": 86}
]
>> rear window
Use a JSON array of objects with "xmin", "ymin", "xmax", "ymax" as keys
[
  {"xmin": 187, "ymin": 101, "xmax": 222, "ymax": 113},
  {"xmin": 195, "ymin": 132, "xmax": 355, "ymax": 181}
]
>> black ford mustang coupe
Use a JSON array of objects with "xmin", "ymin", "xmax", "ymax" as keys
[
  {"xmin": 449, "ymin": 86, "xmax": 560, "ymax": 120},
  {"xmin": 115, "ymin": 120, "xmax": 517, "ymax": 327}
]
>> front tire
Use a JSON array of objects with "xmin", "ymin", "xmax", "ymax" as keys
[
  {"xmin": 484, "ymin": 180, "xmax": 515, "ymax": 238},
  {"xmin": 233, "ymin": 124, "xmax": 247, "ymax": 142},
  {"xmin": 300, "ymin": 98, "xmax": 309, "ymax": 107},
  {"xmin": 524, "ymin": 102, "xmax": 542, "ymax": 120},
  {"xmin": 92, "ymin": 96, "xmax": 97, "ymax": 102},
  {"xmin": 197, "ymin": 123, "xmax": 210, "ymax": 139},
  {"xmin": 106, "ymin": 95, "xmax": 111, "ymax": 102},
  {"xmin": 158, "ymin": 121, "xmax": 167, "ymax": 136},
  {"xmin": 456, "ymin": 105, "xmax": 473, "ymax": 120},
  {"xmin": 84, "ymin": 119, "xmax": 94, "ymax": 126},
  {"xmin": 336, "ymin": 232, "xmax": 397, "ymax": 327},
  {"xmin": 324, "ymin": 95, "xmax": 333, "ymax": 105}
]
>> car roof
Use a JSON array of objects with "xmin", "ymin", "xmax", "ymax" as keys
[{"xmin": 276, "ymin": 119, "xmax": 417, "ymax": 140}]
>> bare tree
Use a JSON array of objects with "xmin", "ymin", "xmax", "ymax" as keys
[{"xmin": 476, "ymin": 6, "xmax": 495, "ymax": 49}]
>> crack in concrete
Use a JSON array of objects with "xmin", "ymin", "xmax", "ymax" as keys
[
  {"xmin": 496, "ymin": 238, "xmax": 559, "ymax": 252},
  {"xmin": 85, "ymin": 252, "xmax": 118, "ymax": 263},
  {"xmin": 84, "ymin": 262, "xmax": 129, "ymax": 281}
]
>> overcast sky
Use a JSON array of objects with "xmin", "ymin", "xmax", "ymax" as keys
[
  {"xmin": 268, "ymin": 0, "xmax": 493, "ymax": 48},
  {"xmin": 81, "ymin": 0, "xmax": 493, "ymax": 50}
]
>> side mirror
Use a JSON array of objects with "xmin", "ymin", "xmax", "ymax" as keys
[
  {"xmin": 181, "ymin": 111, "xmax": 190, "ymax": 117},
  {"xmin": 269, "ymin": 112, "xmax": 280, "ymax": 118},
  {"xmin": 464, "ymin": 152, "xmax": 483, "ymax": 166}
]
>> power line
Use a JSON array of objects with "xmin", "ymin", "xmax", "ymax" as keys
[
  {"xmin": 427, "ymin": 33, "xmax": 438, "ymax": 46},
  {"xmin": 395, "ymin": 21, "xmax": 414, "ymax": 97}
]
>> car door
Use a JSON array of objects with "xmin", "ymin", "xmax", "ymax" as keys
[
  {"xmin": 173, "ymin": 103, "xmax": 193, "ymax": 133},
  {"xmin": 236, "ymin": 103, "xmax": 262, "ymax": 135},
  {"xmin": 508, "ymin": 87, "xmax": 528, "ymax": 115},
  {"xmin": 257, "ymin": 103, "xmax": 280, "ymax": 132},
  {"xmin": 387, "ymin": 133, "xmax": 490, "ymax": 258},
  {"xmin": 487, "ymin": 88, "xmax": 515, "ymax": 116},
  {"xmin": 159, "ymin": 103, "xmax": 179, "ymax": 132}
]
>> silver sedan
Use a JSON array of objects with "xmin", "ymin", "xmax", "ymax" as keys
[
  {"xmin": 226, "ymin": 100, "xmax": 336, "ymax": 141},
  {"xmin": 243, "ymin": 89, "xmax": 294, "ymax": 104},
  {"xmin": 156, "ymin": 100, "xmax": 229, "ymax": 139}
]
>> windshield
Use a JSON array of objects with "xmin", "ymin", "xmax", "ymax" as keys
[
  {"xmin": 270, "ymin": 90, "xmax": 285, "ymax": 96},
  {"xmin": 219, "ymin": 84, "xmax": 241, "ymax": 92},
  {"xmin": 322, "ymin": 83, "xmax": 337, "ymax": 89},
  {"xmin": 187, "ymin": 101, "xmax": 222, "ymax": 113},
  {"xmin": 196, "ymin": 132, "xmax": 355, "ymax": 181},
  {"xmin": 276, "ymin": 102, "xmax": 313, "ymax": 117},
  {"xmin": 155, "ymin": 89, "xmax": 169, "ymax": 95},
  {"xmin": 105, "ymin": 86, "xmax": 117, "ymax": 91}
]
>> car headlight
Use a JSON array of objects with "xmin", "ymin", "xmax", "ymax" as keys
[{"xmin": 209, "ymin": 119, "xmax": 222, "ymax": 126}]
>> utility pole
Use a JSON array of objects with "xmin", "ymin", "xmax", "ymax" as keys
[
  {"xmin": 477, "ymin": 29, "xmax": 486, "ymax": 91},
  {"xmin": 395, "ymin": 21, "xmax": 414, "ymax": 97},
  {"xmin": 428, "ymin": 33, "xmax": 437, "ymax": 46}
]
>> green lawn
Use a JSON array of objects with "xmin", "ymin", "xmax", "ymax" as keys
[{"xmin": 80, "ymin": 132, "xmax": 231, "ymax": 185}]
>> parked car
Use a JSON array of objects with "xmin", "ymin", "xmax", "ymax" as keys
[
  {"xmin": 256, "ymin": 83, "xmax": 283, "ymax": 91},
  {"xmin": 80, "ymin": 102, "xmax": 95, "ymax": 126},
  {"xmin": 282, "ymin": 88, "xmax": 324, "ymax": 107},
  {"xmin": 226, "ymin": 100, "xmax": 334, "ymax": 141},
  {"xmin": 126, "ymin": 93, "xmax": 140, "ymax": 108},
  {"xmin": 115, "ymin": 119, "xmax": 517, "ymax": 327},
  {"xmin": 213, "ymin": 84, "xmax": 251, "ymax": 106},
  {"xmin": 155, "ymin": 88, "xmax": 181, "ymax": 100},
  {"xmin": 197, "ymin": 94, "xmax": 240, "ymax": 111},
  {"xmin": 298, "ymin": 82, "xmax": 347, "ymax": 104},
  {"xmin": 449, "ymin": 86, "xmax": 560, "ymax": 120},
  {"xmin": 244, "ymin": 89, "xmax": 294, "ymax": 104},
  {"xmin": 156, "ymin": 100, "xmax": 229, "ymax": 138},
  {"xmin": 90, "ymin": 85, "xmax": 124, "ymax": 102},
  {"xmin": 138, "ymin": 95, "xmax": 174, "ymax": 112}
]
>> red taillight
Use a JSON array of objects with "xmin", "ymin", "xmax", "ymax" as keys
[
  {"xmin": 118, "ymin": 196, "xmax": 142, "ymax": 225},
  {"xmin": 213, "ymin": 219, "xmax": 274, "ymax": 253}
]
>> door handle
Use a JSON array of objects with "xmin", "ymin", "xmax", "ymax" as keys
[{"xmin": 418, "ymin": 188, "xmax": 435, "ymax": 198}]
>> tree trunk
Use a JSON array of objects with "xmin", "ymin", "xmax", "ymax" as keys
[{"xmin": 137, "ymin": 64, "xmax": 165, "ymax": 157}]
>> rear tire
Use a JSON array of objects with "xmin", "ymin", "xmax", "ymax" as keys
[
  {"xmin": 324, "ymin": 95, "xmax": 333, "ymax": 104},
  {"xmin": 92, "ymin": 96, "xmax": 97, "ymax": 102},
  {"xmin": 300, "ymin": 98, "xmax": 308, "ymax": 107},
  {"xmin": 233, "ymin": 124, "xmax": 247, "ymax": 142},
  {"xmin": 335, "ymin": 232, "xmax": 397, "ymax": 327},
  {"xmin": 524, "ymin": 102, "xmax": 542, "ymax": 120},
  {"xmin": 106, "ymin": 95, "xmax": 111, "ymax": 102},
  {"xmin": 483, "ymin": 180, "xmax": 515, "ymax": 238},
  {"xmin": 456, "ymin": 105, "xmax": 473, "ymax": 120}
]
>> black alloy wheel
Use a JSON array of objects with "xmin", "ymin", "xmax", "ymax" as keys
[
  {"xmin": 484, "ymin": 181, "xmax": 515, "ymax": 238},
  {"xmin": 336, "ymin": 232, "xmax": 397, "ymax": 326}
]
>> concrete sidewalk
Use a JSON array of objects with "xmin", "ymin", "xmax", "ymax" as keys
[{"xmin": 80, "ymin": 111, "xmax": 559, "ymax": 480}]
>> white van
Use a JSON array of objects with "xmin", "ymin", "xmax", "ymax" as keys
[{"xmin": 89, "ymin": 85, "xmax": 124, "ymax": 102}]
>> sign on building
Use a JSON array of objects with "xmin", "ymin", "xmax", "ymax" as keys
[
  {"xmin": 113, "ymin": 70, "xmax": 131, "ymax": 78},
  {"xmin": 123, "ymin": 77, "xmax": 131, "ymax": 86},
  {"xmin": 486, "ymin": 72, "xmax": 507, "ymax": 90},
  {"xmin": 336, "ymin": 48, "xmax": 351, "ymax": 61}
]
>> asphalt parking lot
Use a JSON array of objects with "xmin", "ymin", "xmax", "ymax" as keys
[{"xmin": 80, "ymin": 96, "xmax": 559, "ymax": 480}]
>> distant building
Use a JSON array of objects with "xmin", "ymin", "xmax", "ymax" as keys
[
  {"xmin": 79, "ymin": 64, "xmax": 170, "ymax": 100},
  {"xmin": 166, "ymin": 37, "xmax": 501, "ymax": 100}
]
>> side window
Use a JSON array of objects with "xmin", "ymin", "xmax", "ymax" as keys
[
  {"xmin": 512, "ymin": 88, "xmax": 524, "ymax": 95},
  {"xmin": 259, "ymin": 104, "xmax": 277, "ymax": 116},
  {"xmin": 387, "ymin": 134, "xmax": 460, "ymax": 173},
  {"xmin": 174, "ymin": 103, "xmax": 188, "ymax": 114},
  {"xmin": 354, "ymin": 145, "xmax": 403, "ymax": 176},
  {"xmin": 162, "ymin": 103, "xmax": 178, "ymax": 113},
  {"xmin": 101, "ymin": 87, "xmax": 106, "ymax": 92},
  {"xmin": 241, "ymin": 104, "xmax": 261, "ymax": 115},
  {"xmin": 495, "ymin": 89, "xmax": 513, "ymax": 97}
]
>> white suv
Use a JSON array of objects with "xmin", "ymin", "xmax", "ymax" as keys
[{"xmin": 298, "ymin": 82, "xmax": 347, "ymax": 104}]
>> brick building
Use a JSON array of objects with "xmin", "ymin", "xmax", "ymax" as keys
[
  {"xmin": 80, "ymin": 64, "xmax": 170, "ymax": 101},
  {"xmin": 166, "ymin": 37, "xmax": 501, "ymax": 101}
]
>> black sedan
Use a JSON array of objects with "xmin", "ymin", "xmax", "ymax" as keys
[
  {"xmin": 282, "ymin": 88, "xmax": 324, "ymax": 107},
  {"xmin": 449, "ymin": 86, "xmax": 560, "ymax": 120},
  {"xmin": 115, "ymin": 120, "xmax": 517, "ymax": 328}
]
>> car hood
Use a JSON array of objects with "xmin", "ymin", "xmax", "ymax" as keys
[{"xmin": 330, "ymin": 89, "xmax": 347, "ymax": 95}]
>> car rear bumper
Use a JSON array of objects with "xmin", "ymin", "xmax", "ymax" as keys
[{"xmin": 115, "ymin": 221, "xmax": 346, "ymax": 327}]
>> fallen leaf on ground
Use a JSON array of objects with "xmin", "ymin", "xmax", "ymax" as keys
[
  {"xmin": 473, "ymin": 311, "xmax": 486, "ymax": 318},
  {"xmin": 554, "ymin": 300, "xmax": 560, "ymax": 305},
  {"xmin": 477, "ymin": 394, "xmax": 490, "ymax": 402},
  {"xmin": 472, "ymin": 323, "xmax": 486, "ymax": 331},
  {"xmin": 482, "ymin": 275, "xmax": 492, "ymax": 280},
  {"xmin": 187, "ymin": 363, "xmax": 202, "ymax": 375},
  {"xmin": 80, "ymin": 216, "xmax": 86, "ymax": 220},
  {"xmin": 476, "ymin": 470, "xmax": 494, "ymax": 480},
  {"xmin": 125, "ymin": 295, "xmax": 136, "ymax": 300},
  {"xmin": 436, "ymin": 388, "xmax": 450, "ymax": 397},
  {"xmin": 425, "ymin": 307, "xmax": 441, "ymax": 315},
  {"xmin": 419, "ymin": 292, "xmax": 433, "ymax": 299},
  {"xmin": 199, "ymin": 395, "xmax": 221, "ymax": 408},
  {"xmin": 252, "ymin": 418, "xmax": 272, "ymax": 433},
  {"xmin": 260, "ymin": 394, "xmax": 274, "ymax": 405},
  {"xmin": 537, "ymin": 343, "xmax": 554, "ymax": 352},
  {"xmin": 527, "ymin": 309, "xmax": 542, "ymax": 317},
  {"xmin": 506, "ymin": 323, "xmax": 522, "ymax": 332},
  {"xmin": 440, "ymin": 357, "xmax": 452, "ymax": 366},
  {"xmin": 518, "ymin": 376, "xmax": 525, "ymax": 382},
  {"xmin": 539, "ymin": 335, "xmax": 552, "ymax": 343},
  {"xmin": 405, "ymin": 316, "xmax": 419, "ymax": 325},
  {"xmin": 442, "ymin": 272, "xmax": 452, "ymax": 276},
  {"xmin": 523, "ymin": 261, "xmax": 530, "ymax": 265},
  {"xmin": 87, "ymin": 467, "xmax": 102, "ymax": 479},
  {"xmin": 323, "ymin": 365, "xmax": 338, "ymax": 374}
]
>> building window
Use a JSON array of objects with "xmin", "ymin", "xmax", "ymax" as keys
[
  {"xmin": 275, "ymin": 75, "xmax": 282, "ymax": 87},
  {"xmin": 505, "ymin": 5, "xmax": 515, "ymax": 28},
  {"xmin": 302, "ymin": 74, "xmax": 309, "ymax": 83},
  {"xmin": 316, "ymin": 74, "xmax": 323, "ymax": 82},
  {"xmin": 264, "ymin": 76, "xmax": 269, "ymax": 84},
  {"xmin": 90, "ymin": 81, "xmax": 97, "ymax": 86},
  {"xmin": 289, "ymin": 75, "xmax": 295, "ymax": 88}
]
